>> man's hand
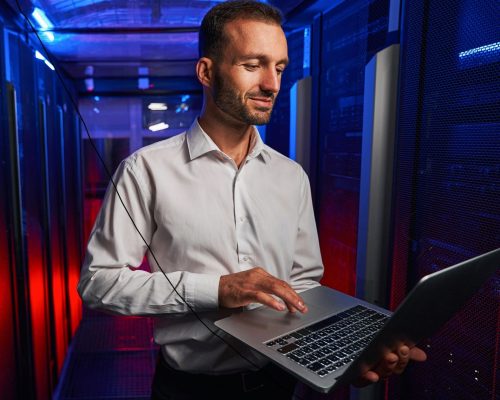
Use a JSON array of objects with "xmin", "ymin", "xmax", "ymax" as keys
[
  {"xmin": 218, "ymin": 267, "xmax": 308, "ymax": 313},
  {"xmin": 353, "ymin": 345, "xmax": 427, "ymax": 386}
]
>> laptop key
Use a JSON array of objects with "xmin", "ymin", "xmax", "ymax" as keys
[
  {"xmin": 309, "ymin": 343, "xmax": 321, "ymax": 350},
  {"xmin": 277, "ymin": 343, "xmax": 299, "ymax": 354},
  {"xmin": 303, "ymin": 355, "xmax": 319, "ymax": 363},
  {"xmin": 287, "ymin": 354, "xmax": 302, "ymax": 362},
  {"xmin": 292, "ymin": 349, "xmax": 306, "ymax": 358},
  {"xmin": 307, "ymin": 362, "xmax": 324, "ymax": 372}
]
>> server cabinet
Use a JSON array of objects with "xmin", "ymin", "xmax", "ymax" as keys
[
  {"xmin": 37, "ymin": 64, "xmax": 70, "ymax": 377},
  {"xmin": 267, "ymin": 27, "xmax": 309, "ymax": 155},
  {"xmin": 0, "ymin": 21, "xmax": 21, "ymax": 400},
  {"xmin": 315, "ymin": 0, "xmax": 391, "ymax": 295},
  {"xmin": 61, "ymin": 110, "xmax": 84, "ymax": 337},
  {"xmin": 5, "ymin": 29, "xmax": 54, "ymax": 399},
  {"xmin": 82, "ymin": 136, "xmax": 130, "ymax": 243},
  {"xmin": 389, "ymin": 0, "xmax": 499, "ymax": 398},
  {"xmin": 3, "ymin": 24, "xmax": 84, "ymax": 397}
]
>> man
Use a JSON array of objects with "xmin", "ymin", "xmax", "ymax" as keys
[{"xmin": 78, "ymin": 1, "xmax": 426, "ymax": 399}]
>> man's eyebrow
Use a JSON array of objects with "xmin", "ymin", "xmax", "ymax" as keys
[{"xmin": 234, "ymin": 54, "xmax": 289, "ymax": 66}]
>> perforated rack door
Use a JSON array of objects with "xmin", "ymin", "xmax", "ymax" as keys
[{"xmin": 389, "ymin": 0, "xmax": 499, "ymax": 399}]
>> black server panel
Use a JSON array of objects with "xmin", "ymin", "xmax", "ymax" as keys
[
  {"xmin": 316, "ymin": 0, "xmax": 390, "ymax": 294},
  {"xmin": 390, "ymin": 0, "xmax": 499, "ymax": 399}
]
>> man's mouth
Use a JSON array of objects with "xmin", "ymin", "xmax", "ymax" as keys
[{"xmin": 248, "ymin": 97, "xmax": 274, "ymax": 108}]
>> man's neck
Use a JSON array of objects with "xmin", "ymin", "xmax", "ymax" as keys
[{"xmin": 198, "ymin": 112, "xmax": 254, "ymax": 168}]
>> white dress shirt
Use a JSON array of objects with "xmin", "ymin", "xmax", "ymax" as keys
[{"xmin": 78, "ymin": 119, "xmax": 324, "ymax": 374}]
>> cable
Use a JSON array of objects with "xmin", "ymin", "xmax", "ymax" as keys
[{"xmin": 13, "ymin": 1, "xmax": 308, "ymax": 398}]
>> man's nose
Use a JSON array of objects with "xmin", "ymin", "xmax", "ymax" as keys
[{"xmin": 260, "ymin": 68, "xmax": 280, "ymax": 93}]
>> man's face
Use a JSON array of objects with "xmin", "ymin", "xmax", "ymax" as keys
[{"xmin": 211, "ymin": 19, "xmax": 288, "ymax": 125}]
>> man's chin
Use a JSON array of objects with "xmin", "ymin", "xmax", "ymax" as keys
[
  {"xmin": 248, "ymin": 116, "xmax": 271, "ymax": 125},
  {"xmin": 248, "ymin": 109, "xmax": 272, "ymax": 125}
]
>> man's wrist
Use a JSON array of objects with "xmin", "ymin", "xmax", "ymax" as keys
[{"xmin": 186, "ymin": 273, "xmax": 221, "ymax": 310}]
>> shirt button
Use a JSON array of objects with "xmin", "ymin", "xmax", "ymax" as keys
[
  {"xmin": 242, "ymin": 256, "xmax": 249, "ymax": 262},
  {"xmin": 239, "ymin": 216, "xmax": 245, "ymax": 222}
]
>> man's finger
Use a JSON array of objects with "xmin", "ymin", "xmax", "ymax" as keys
[
  {"xmin": 251, "ymin": 291, "xmax": 287, "ymax": 311},
  {"xmin": 393, "ymin": 346, "xmax": 410, "ymax": 374},
  {"xmin": 218, "ymin": 267, "xmax": 307, "ymax": 312},
  {"xmin": 409, "ymin": 346, "xmax": 427, "ymax": 362},
  {"xmin": 352, "ymin": 371, "xmax": 379, "ymax": 387},
  {"xmin": 258, "ymin": 275, "xmax": 307, "ymax": 313},
  {"xmin": 376, "ymin": 352, "xmax": 399, "ymax": 379}
]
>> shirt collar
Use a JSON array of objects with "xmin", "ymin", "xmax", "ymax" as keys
[{"xmin": 186, "ymin": 118, "xmax": 270, "ymax": 163}]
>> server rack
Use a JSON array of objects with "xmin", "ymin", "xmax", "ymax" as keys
[
  {"xmin": 1, "ymin": 10, "xmax": 84, "ymax": 396},
  {"xmin": 389, "ymin": 0, "xmax": 499, "ymax": 398},
  {"xmin": 0, "ymin": 19, "xmax": 22, "ymax": 399},
  {"xmin": 315, "ymin": 0, "xmax": 391, "ymax": 296},
  {"xmin": 267, "ymin": 27, "xmax": 308, "ymax": 155},
  {"xmin": 6, "ymin": 28, "xmax": 55, "ymax": 399}
]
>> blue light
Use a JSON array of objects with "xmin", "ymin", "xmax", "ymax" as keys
[
  {"xmin": 459, "ymin": 41, "xmax": 500, "ymax": 58},
  {"xmin": 43, "ymin": 32, "xmax": 55, "ymax": 42},
  {"xmin": 289, "ymin": 82, "xmax": 297, "ymax": 160},
  {"xmin": 181, "ymin": 94, "xmax": 190, "ymax": 102},
  {"xmin": 175, "ymin": 103, "xmax": 189, "ymax": 113},
  {"xmin": 303, "ymin": 27, "xmax": 311, "ymax": 72},
  {"xmin": 459, "ymin": 41, "xmax": 500, "ymax": 69},
  {"xmin": 35, "ymin": 50, "xmax": 55, "ymax": 71},
  {"xmin": 32, "ymin": 8, "xmax": 55, "ymax": 42},
  {"xmin": 32, "ymin": 8, "xmax": 53, "ymax": 30}
]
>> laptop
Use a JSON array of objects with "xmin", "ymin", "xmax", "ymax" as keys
[{"xmin": 215, "ymin": 248, "xmax": 500, "ymax": 393}]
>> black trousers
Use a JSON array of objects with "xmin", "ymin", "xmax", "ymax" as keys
[{"xmin": 151, "ymin": 354, "xmax": 297, "ymax": 400}]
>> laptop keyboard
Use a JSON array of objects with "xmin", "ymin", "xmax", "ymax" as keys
[{"xmin": 264, "ymin": 305, "xmax": 389, "ymax": 378}]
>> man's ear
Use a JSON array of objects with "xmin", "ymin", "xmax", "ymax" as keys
[{"xmin": 196, "ymin": 57, "xmax": 213, "ymax": 88}]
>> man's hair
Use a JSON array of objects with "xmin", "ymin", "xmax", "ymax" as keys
[{"xmin": 199, "ymin": 1, "xmax": 283, "ymax": 60}]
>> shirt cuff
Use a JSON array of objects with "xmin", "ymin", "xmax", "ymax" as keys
[{"xmin": 186, "ymin": 273, "xmax": 221, "ymax": 310}]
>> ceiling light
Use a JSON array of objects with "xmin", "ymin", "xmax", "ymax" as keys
[
  {"xmin": 32, "ymin": 8, "xmax": 55, "ymax": 41},
  {"xmin": 43, "ymin": 32, "xmax": 55, "ymax": 42},
  {"xmin": 32, "ymin": 8, "xmax": 54, "ymax": 30},
  {"xmin": 35, "ymin": 50, "xmax": 54, "ymax": 70},
  {"xmin": 148, "ymin": 103, "xmax": 168, "ymax": 111},
  {"xmin": 148, "ymin": 122, "xmax": 169, "ymax": 132}
]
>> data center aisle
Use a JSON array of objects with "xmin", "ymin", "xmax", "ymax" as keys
[{"xmin": 54, "ymin": 308, "xmax": 158, "ymax": 399}]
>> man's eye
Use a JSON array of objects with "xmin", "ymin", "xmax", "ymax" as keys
[
  {"xmin": 244, "ymin": 64, "xmax": 259, "ymax": 70},
  {"xmin": 276, "ymin": 68, "xmax": 284, "ymax": 75}
]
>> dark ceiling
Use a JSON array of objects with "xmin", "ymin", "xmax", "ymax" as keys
[{"xmin": 7, "ymin": 0, "xmax": 309, "ymax": 82}]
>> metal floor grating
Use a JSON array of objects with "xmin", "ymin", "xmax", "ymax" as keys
[
  {"xmin": 55, "ymin": 308, "xmax": 159, "ymax": 400},
  {"xmin": 75, "ymin": 317, "xmax": 157, "ymax": 352}
]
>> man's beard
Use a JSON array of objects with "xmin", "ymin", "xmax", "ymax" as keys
[{"xmin": 212, "ymin": 72, "xmax": 275, "ymax": 125}]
